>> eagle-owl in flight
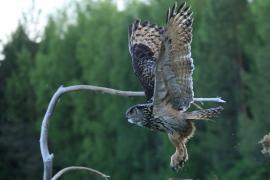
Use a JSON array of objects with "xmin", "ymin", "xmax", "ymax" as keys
[{"xmin": 126, "ymin": 2, "xmax": 223, "ymax": 171}]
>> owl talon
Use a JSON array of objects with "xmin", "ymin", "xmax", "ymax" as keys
[
  {"xmin": 171, "ymin": 166, "xmax": 179, "ymax": 172},
  {"xmin": 170, "ymin": 162, "xmax": 184, "ymax": 172},
  {"xmin": 170, "ymin": 152, "xmax": 187, "ymax": 172},
  {"xmin": 171, "ymin": 166, "xmax": 176, "ymax": 172}
]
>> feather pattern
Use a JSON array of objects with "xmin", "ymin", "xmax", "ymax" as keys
[
  {"xmin": 128, "ymin": 20, "xmax": 164, "ymax": 100},
  {"xmin": 154, "ymin": 2, "xmax": 194, "ymax": 112},
  {"xmin": 126, "ymin": 2, "xmax": 224, "ymax": 171}
]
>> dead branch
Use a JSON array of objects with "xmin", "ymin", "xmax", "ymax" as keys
[
  {"xmin": 52, "ymin": 166, "xmax": 110, "ymax": 180},
  {"xmin": 39, "ymin": 84, "xmax": 225, "ymax": 180},
  {"xmin": 39, "ymin": 85, "xmax": 148, "ymax": 180},
  {"xmin": 193, "ymin": 97, "xmax": 225, "ymax": 103}
]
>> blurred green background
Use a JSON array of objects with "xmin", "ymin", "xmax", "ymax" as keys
[{"xmin": 0, "ymin": 0, "xmax": 270, "ymax": 179}]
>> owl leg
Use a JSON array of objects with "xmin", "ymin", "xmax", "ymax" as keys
[
  {"xmin": 168, "ymin": 133, "xmax": 188, "ymax": 171},
  {"xmin": 168, "ymin": 121, "xmax": 195, "ymax": 171}
]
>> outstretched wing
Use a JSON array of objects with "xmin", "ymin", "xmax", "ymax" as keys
[
  {"xmin": 154, "ymin": 2, "xmax": 194, "ymax": 114},
  {"xmin": 128, "ymin": 20, "xmax": 163, "ymax": 100}
]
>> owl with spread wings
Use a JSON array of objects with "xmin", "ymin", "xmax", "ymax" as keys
[{"xmin": 126, "ymin": 2, "xmax": 223, "ymax": 171}]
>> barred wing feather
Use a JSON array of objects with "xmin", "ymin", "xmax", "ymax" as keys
[
  {"xmin": 128, "ymin": 20, "xmax": 164, "ymax": 100},
  {"xmin": 154, "ymin": 2, "xmax": 194, "ymax": 115}
]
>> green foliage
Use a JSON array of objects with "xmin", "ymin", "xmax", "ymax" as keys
[
  {"xmin": 0, "ymin": 25, "xmax": 40, "ymax": 179},
  {"xmin": 0, "ymin": 0, "xmax": 270, "ymax": 179}
]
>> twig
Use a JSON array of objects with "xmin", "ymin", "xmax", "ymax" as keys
[
  {"xmin": 52, "ymin": 166, "xmax": 110, "ymax": 180},
  {"xmin": 39, "ymin": 85, "xmax": 225, "ymax": 180},
  {"xmin": 193, "ymin": 97, "xmax": 226, "ymax": 103},
  {"xmin": 191, "ymin": 102, "xmax": 203, "ymax": 109}
]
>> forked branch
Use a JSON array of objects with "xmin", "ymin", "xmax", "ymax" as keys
[{"xmin": 39, "ymin": 84, "xmax": 225, "ymax": 180}]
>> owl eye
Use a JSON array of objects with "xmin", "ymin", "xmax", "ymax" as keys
[{"xmin": 129, "ymin": 107, "xmax": 135, "ymax": 114}]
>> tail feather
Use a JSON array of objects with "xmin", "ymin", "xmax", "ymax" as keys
[{"xmin": 185, "ymin": 106, "xmax": 223, "ymax": 120}]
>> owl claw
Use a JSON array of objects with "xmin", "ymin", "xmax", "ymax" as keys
[
  {"xmin": 171, "ymin": 166, "xmax": 178, "ymax": 172},
  {"xmin": 170, "ymin": 161, "xmax": 184, "ymax": 172},
  {"xmin": 170, "ymin": 152, "xmax": 187, "ymax": 172},
  {"xmin": 171, "ymin": 161, "xmax": 185, "ymax": 172}
]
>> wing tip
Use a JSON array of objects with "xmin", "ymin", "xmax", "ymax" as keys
[
  {"xmin": 128, "ymin": 18, "xmax": 163, "ymax": 41},
  {"xmin": 166, "ymin": 1, "xmax": 193, "ymax": 25}
]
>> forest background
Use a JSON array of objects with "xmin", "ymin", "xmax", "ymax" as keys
[{"xmin": 0, "ymin": 0, "xmax": 270, "ymax": 179}]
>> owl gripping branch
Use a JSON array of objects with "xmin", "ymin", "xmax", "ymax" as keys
[{"xmin": 126, "ymin": 1, "xmax": 225, "ymax": 171}]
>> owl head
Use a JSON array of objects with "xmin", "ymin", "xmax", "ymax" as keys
[{"xmin": 125, "ymin": 103, "xmax": 153, "ymax": 127}]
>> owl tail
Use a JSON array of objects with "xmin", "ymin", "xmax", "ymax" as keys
[{"xmin": 185, "ymin": 106, "xmax": 223, "ymax": 120}]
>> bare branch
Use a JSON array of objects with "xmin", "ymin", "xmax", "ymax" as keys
[
  {"xmin": 39, "ymin": 84, "xmax": 225, "ymax": 180},
  {"xmin": 62, "ymin": 85, "xmax": 144, "ymax": 96},
  {"xmin": 39, "ymin": 85, "xmax": 147, "ymax": 180},
  {"xmin": 193, "ymin": 97, "xmax": 226, "ymax": 103},
  {"xmin": 52, "ymin": 166, "xmax": 110, "ymax": 180}
]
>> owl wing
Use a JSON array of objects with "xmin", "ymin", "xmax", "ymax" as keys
[
  {"xmin": 153, "ymin": 2, "xmax": 194, "ymax": 114},
  {"xmin": 128, "ymin": 20, "xmax": 163, "ymax": 100}
]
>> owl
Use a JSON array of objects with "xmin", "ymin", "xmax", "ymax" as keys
[{"xmin": 126, "ymin": 2, "xmax": 223, "ymax": 171}]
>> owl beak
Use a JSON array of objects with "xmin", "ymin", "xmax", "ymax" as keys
[{"xmin": 127, "ymin": 118, "xmax": 134, "ymax": 124}]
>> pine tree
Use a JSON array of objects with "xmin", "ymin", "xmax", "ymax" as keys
[
  {"xmin": 0, "ymin": 25, "xmax": 40, "ymax": 179},
  {"xmin": 227, "ymin": 0, "xmax": 270, "ymax": 179}
]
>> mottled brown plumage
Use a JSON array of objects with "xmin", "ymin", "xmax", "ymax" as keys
[
  {"xmin": 126, "ymin": 2, "xmax": 223, "ymax": 171},
  {"xmin": 128, "ymin": 20, "xmax": 163, "ymax": 100},
  {"xmin": 154, "ymin": 1, "xmax": 194, "ymax": 112}
]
